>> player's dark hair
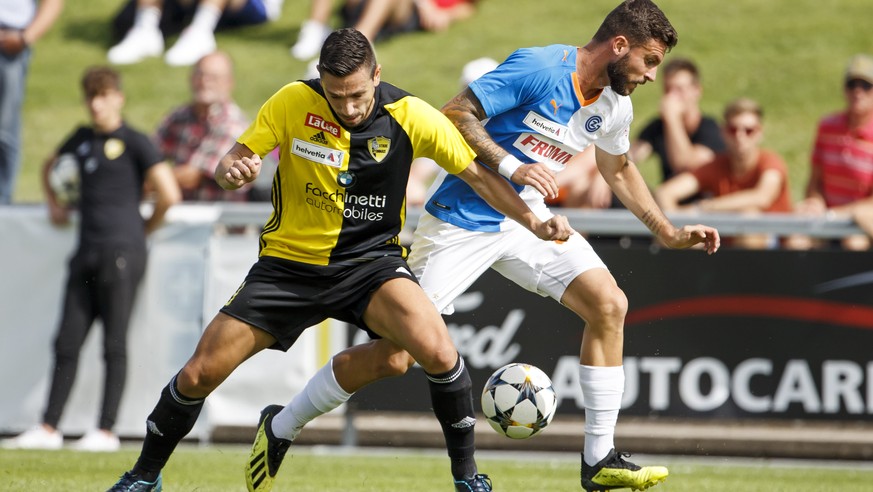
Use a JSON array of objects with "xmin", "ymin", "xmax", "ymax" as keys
[
  {"xmin": 317, "ymin": 28, "xmax": 377, "ymax": 78},
  {"xmin": 662, "ymin": 57, "xmax": 699, "ymax": 82},
  {"xmin": 81, "ymin": 66, "xmax": 122, "ymax": 99},
  {"xmin": 593, "ymin": 0, "xmax": 678, "ymax": 51}
]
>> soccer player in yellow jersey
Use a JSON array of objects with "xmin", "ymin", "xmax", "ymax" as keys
[{"xmin": 107, "ymin": 28, "xmax": 572, "ymax": 492}]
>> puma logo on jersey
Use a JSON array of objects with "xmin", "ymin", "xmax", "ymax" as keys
[{"xmin": 549, "ymin": 99, "xmax": 562, "ymax": 116}]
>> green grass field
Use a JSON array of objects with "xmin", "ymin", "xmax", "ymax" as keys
[
  {"xmin": 12, "ymin": 0, "xmax": 873, "ymax": 204},
  {"xmin": 2, "ymin": 445, "xmax": 873, "ymax": 491}
]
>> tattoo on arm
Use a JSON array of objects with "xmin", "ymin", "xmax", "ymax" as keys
[
  {"xmin": 442, "ymin": 89, "xmax": 507, "ymax": 170},
  {"xmin": 640, "ymin": 210, "xmax": 662, "ymax": 236}
]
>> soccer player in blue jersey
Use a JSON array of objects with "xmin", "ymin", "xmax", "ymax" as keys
[{"xmin": 262, "ymin": 1, "xmax": 720, "ymax": 491}]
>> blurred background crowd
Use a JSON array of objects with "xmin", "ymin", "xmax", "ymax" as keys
[{"xmin": 2, "ymin": 0, "xmax": 873, "ymax": 252}]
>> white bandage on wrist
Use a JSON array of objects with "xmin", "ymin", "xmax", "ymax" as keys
[{"xmin": 497, "ymin": 154, "xmax": 524, "ymax": 179}]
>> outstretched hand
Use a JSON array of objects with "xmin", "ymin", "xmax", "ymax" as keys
[
  {"xmin": 533, "ymin": 214, "xmax": 575, "ymax": 242},
  {"xmin": 223, "ymin": 154, "xmax": 261, "ymax": 190},
  {"xmin": 661, "ymin": 224, "xmax": 720, "ymax": 254},
  {"xmin": 511, "ymin": 162, "xmax": 559, "ymax": 200}
]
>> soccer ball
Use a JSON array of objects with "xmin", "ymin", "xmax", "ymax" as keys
[
  {"xmin": 48, "ymin": 153, "xmax": 80, "ymax": 206},
  {"xmin": 481, "ymin": 363, "xmax": 557, "ymax": 439}
]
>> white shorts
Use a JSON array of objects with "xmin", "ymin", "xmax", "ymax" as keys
[{"xmin": 407, "ymin": 211, "xmax": 608, "ymax": 314}]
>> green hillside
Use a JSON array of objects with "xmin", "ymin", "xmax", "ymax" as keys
[{"xmin": 12, "ymin": 0, "xmax": 873, "ymax": 203}]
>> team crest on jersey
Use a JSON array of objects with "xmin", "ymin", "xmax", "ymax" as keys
[
  {"xmin": 367, "ymin": 136, "xmax": 390, "ymax": 162},
  {"xmin": 104, "ymin": 138, "xmax": 125, "ymax": 160},
  {"xmin": 584, "ymin": 115, "xmax": 603, "ymax": 133}
]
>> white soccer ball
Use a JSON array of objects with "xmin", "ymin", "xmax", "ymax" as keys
[
  {"xmin": 481, "ymin": 362, "xmax": 557, "ymax": 439},
  {"xmin": 48, "ymin": 153, "xmax": 80, "ymax": 206}
]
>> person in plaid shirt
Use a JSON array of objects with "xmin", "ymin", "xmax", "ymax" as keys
[{"xmin": 155, "ymin": 50, "xmax": 251, "ymax": 201}]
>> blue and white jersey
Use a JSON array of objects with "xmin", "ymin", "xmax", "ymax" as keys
[{"xmin": 425, "ymin": 44, "xmax": 634, "ymax": 232}]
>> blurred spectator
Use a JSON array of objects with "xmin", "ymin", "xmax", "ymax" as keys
[
  {"xmin": 655, "ymin": 97, "xmax": 792, "ymax": 249},
  {"xmin": 155, "ymin": 50, "xmax": 252, "ymax": 201},
  {"xmin": 1, "ymin": 66, "xmax": 179, "ymax": 451},
  {"xmin": 109, "ymin": 0, "xmax": 283, "ymax": 66},
  {"xmin": 0, "ymin": 0, "xmax": 64, "ymax": 204},
  {"xmin": 630, "ymin": 57, "xmax": 725, "ymax": 182},
  {"xmin": 787, "ymin": 54, "xmax": 873, "ymax": 251},
  {"xmin": 291, "ymin": 0, "xmax": 477, "ymax": 61},
  {"xmin": 405, "ymin": 56, "xmax": 497, "ymax": 207}
]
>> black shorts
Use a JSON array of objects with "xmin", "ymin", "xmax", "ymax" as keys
[{"xmin": 219, "ymin": 255, "xmax": 419, "ymax": 351}]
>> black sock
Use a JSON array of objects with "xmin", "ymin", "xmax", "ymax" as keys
[
  {"xmin": 426, "ymin": 355, "xmax": 478, "ymax": 481},
  {"xmin": 131, "ymin": 375, "xmax": 204, "ymax": 480}
]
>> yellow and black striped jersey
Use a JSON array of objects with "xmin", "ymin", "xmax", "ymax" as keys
[{"xmin": 238, "ymin": 79, "xmax": 476, "ymax": 266}]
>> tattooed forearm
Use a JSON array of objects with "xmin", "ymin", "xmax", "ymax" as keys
[
  {"xmin": 640, "ymin": 209, "xmax": 663, "ymax": 236},
  {"xmin": 442, "ymin": 90, "xmax": 507, "ymax": 169}
]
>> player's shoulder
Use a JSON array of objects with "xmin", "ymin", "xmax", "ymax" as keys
[
  {"xmin": 501, "ymin": 44, "xmax": 575, "ymax": 76},
  {"xmin": 376, "ymin": 81, "xmax": 418, "ymax": 107},
  {"xmin": 271, "ymin": 79, "xmax": 324, "ymax": 105},
  {"xmin": 597, "ymin": 87, "xmax": 633, "ymax": 114}
]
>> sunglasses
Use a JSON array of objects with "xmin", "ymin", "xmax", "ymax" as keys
[
  {"xmin": 845, "ymin": 79, "xmax": 873, "ymax": 91},
  {"xmin": 726, "ymin": 125, "xmax": 760, "ymax": 137}
]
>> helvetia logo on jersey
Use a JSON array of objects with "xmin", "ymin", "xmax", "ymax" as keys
[
  {"xmin": 305, "ymin": 112, "xmax": 341, "ymax": 137},
  {"xmin": 305, "ymin": 182, "xmax": 386, "ymax": 221},
  {"xmin": 523, "ymin": 111, "xmax": 567, "ymax": 143},
  {"xmin": 584, "ymin": 115, "xmax": 603, "ymax": 133},
  {"xmin": 292, "ymin": 138, "xmax": 345, "ymax": 168},
  {"xmin": 367, "ymin": 136, "xmax": 390, "ymax": 162}
]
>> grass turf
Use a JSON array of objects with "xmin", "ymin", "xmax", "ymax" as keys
[{"xmin": 2, "ymin": 445, "xmax": 873, "ymax": 491}]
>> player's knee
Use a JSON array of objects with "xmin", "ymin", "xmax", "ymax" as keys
[
  {"xmin": 589, "ymin": 287, "xmax": 628, "ymax": 331},
  {"xmin": 176, "ymin": 363, "xmax": 221, "ymax": 397},
  {"xmin": 418, "ymin": 345, "xmax": 460, "ymax": 375}
]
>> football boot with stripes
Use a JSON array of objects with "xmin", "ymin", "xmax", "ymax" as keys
[
  {"xmin": 581, "ymin": 449, "xmax": 668, "ymax": 491},
  {"xmin": 245, "ymin": 405, "xmax": 292, "ymax": 492}
]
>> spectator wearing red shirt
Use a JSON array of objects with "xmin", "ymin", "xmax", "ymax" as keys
[
  {"xmin": 155, "ymin": 51, "xmax": 251, "ymax": 202},
  {"xmin": 789, "ymin": 54, "xmax": 873, "ymax": 250},
  {"xmin": 656, "ymin": 97, "xmax": 791, "ymax": 248}
]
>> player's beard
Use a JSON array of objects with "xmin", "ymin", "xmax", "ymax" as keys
[{"xmin": 607, "ymin": 55, "xmax": 637, "ymax": 96}]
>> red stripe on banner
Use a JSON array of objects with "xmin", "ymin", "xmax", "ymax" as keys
[{"xmin": 626, "ymin": 295, "xmax": 873, "ymax": 330}]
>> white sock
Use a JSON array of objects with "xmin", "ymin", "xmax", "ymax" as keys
[
  {"xmin": 134, "ymin": 6, "xmax": 161, "ymax": 31},
  {"xmin": 270, "ymin": 358, "xmax": 352, "ymax": 441},
  {"xmin": 579, "ymin": 364, "xmax": 624, "ymax": 466},
  {"xmin": 188, "ymin": 4, "xmax": 222, "ymax": 33}
]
